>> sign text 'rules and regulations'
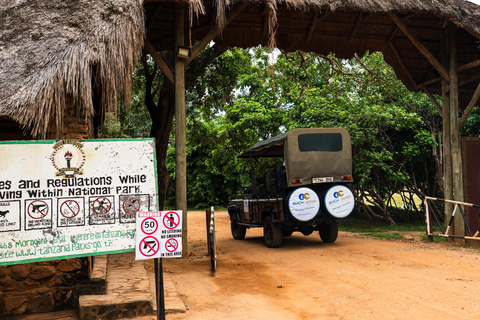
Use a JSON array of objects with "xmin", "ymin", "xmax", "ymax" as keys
[
  {"xmin": 0, "ymin": 139, "xmax": 157, "ymax": 266},
  {"xmin": 135, "ymin": 211, "xmax": 182, "ymax": 260}
]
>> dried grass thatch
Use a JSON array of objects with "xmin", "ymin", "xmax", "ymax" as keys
[
  {"xmin": 0, "ymin": 0, "xmax": 146, "ymax": 138},
  {"xmin": 2, "ymin": 0, "xmax": 480, "ymax": 138}
]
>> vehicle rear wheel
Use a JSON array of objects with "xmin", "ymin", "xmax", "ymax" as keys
[
  {"xmin": 319, "ymin": 219, "xmax": 338, "ymax": 243},
  {"xmin": 263, "ymin": 216, "xmax": 282, "ymax": 248},
  {"xmin": 231, "ymin": 215, "xmax": 246, "ymax": 240}
]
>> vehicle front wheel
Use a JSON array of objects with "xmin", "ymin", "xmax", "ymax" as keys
[
  {"xmin": 319, "ymin": 219, "xmax": 338, "ymax": 243},
  {"xmin": 231, "ymin": 215, "xmax": 247, "ymax": 240},
  {"xmin": 263, "ymin": 216, "xmax": 282, "ymax": 248}
]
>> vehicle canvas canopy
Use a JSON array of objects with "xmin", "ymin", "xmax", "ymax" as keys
[{"xmin": 238, "ymin": 128, "xmax": 353, "ymax": 188}]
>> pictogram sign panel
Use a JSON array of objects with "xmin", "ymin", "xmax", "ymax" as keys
[
  {"xmin": 135, "ymin": 211, "xmax": 182, "ymax": 260},
  {"xmin": 0, "ymin": 139, "xmax": 157, "ymax": 266}
]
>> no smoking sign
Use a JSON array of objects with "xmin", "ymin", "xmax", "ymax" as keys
[{"xmin": 135, "ymin": 211, "xmax": 182, "ymax": 260}]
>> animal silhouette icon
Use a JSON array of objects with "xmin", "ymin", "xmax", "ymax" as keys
[{"xmin": 0, "ymin": 210, "xmax": 9, "ymax": 218}]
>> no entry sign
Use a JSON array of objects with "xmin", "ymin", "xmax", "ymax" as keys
[{"xmin": 135, "ymin": 211, "xmax": 182, "ymax": 260}]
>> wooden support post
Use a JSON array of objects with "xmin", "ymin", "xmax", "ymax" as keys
[
  {"xmin": 441, "ymin": 26, "xmax": 453, "ymax": 230},
  {"xmin": 447, "ymin": 24, "xmax": 465, "ymax": 241},
  {"xmin": 175, "ymin": 3, "xmax": 188, "ymax": 255}
]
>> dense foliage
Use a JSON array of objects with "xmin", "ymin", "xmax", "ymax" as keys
[{"xmin": 103, "ymin": 46, "xmax": 471, "ymax": 224}]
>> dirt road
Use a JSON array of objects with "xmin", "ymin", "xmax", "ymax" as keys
[{"xmin": 160, "ymin": 211, "xmax": 480, "ymax": 320}]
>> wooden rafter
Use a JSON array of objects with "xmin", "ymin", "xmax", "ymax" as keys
[
  {"xmin": 146, "ymin": 3, "xmax": 164, "ymax": 34},
  {"xmin": 144, "ymin": 38, "xmax": 175, "ymax": 84},
  {"xmin": 389, "ymin": 43, "xmax": 417, "ymax": 89},
  {"xmin": 187, "ymin": 2, "xmax": 247, "ymax": 65},
  {"xmin": 306, "ymin": 11, "xmax": 329, "ymax": 42},
  {"xmin": 349, "ymin": 12, "xmax": 364, "ymax": 42},
  {"xmin": 459, "ymin": 59, "xmax": 480, "ymax": 72},
  {"xmin": 386, "ymin": 13, "xmax": 417, "ymax": 44},
  {"xmin": 460, "ymin": 81, "xmax": 480, "ymax": 128},
  {"xmin": 417, "ymin": 59, "xmax": 480, "ymax": 89},
  {"xmin": 389, "ymin": 13, "xmax": 450, "ymax": 82},
  {"xmin": 418, "ymin": 76, "xmax": 440, "ymax": 88},
  {"xmin": 306, "ymin": 11, "xmax": 319, "ymax": 41},
  {"xmin": 420, "ymin": 85, "xmax": 442, "ymax": 114},
  {"xmin": 445, "ymin": 73, "xmax": 480, "ymax": 92}
]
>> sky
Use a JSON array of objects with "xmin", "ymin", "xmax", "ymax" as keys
[{"xmin": 467, "ymin": 0, "xmax": 480, "ymax": 4}]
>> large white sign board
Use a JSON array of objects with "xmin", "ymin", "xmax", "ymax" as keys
[
  {"xmin": 135, "ymin": 211, "xmax": 182, "ymax": 260},
  {"xmin": 0, "ymin": 139, "xmax": 157, "ymax": 266}
]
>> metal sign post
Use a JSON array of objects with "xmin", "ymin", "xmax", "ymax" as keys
[
  {"xmin": 154, "ymin": 258, "xmax": 165, "ymax": 320},
  {"xmin": 136, "ymin": 210, "xmax": 183, "ymax": 319}
]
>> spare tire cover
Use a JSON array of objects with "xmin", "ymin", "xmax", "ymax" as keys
[
  {"xmin": 324, "ymin": 185, "xmax": 355, "ymax": 218},
  {"xmin": 288, "ymin": 187, "xmax": 320, "ymax": 221}
]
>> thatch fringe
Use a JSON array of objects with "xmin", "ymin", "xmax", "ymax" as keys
[
  {"xmin": 1, "ymin": 0, "xmax": 480, "ymax": 138},
  {"xmin": 210, "ymin": 0, "xmax": 480, "ymax": 48},
  {"xmin": 0, "ymin": 0, "xmax": 145, "ymax": 138}
]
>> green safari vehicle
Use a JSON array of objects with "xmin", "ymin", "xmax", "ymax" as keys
[{"xmin": 227, "ymin": 128, "xmax": 355, "ymax": 247}]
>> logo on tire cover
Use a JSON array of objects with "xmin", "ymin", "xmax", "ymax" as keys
[
  {"xmin": 325, "ymin": 185, "xmax": 354, "ymax": 218},
  {"xmin": 288, "ymin": 187, "xmax": 320, "ymax": 221}
]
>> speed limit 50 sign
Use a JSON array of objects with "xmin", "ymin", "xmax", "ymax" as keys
[{"xmin": 135, "ymin": 211, "xmax": 183, "ymax": 260}]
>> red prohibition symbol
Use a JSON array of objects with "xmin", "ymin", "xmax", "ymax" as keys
[
  {"xmin": 139, "ymin": 236, "xmax": 160, "ymax": 257},
  {"xmin": 141, "ymin": 217, "xmax": 158, "ymax": 235},
  {"xmin": 163, "ymin": 211, "xmax": 180, "ymax": 229},
  {"xmin": 60, "ymin": 200, "xmax": 80, "ymax": 219},
  {"xmin": 123, "ymin": 197, "xmax": 140, "ymax": 215},
  {"xmin": 165, "ymin": 238, "xmax": 178, "ymax": 253},
  {"xmin": 28, "ymin": 200, "xmax": 49, "ymax": 219},
  {"xmin": 92, "ymin": 197, "xmax": 112, "ymax": 215}
]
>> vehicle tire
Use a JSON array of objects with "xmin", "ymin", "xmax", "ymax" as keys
[
  {"xmin": 263, "ymin": 216, "xmax": 282, "ymax": 248},
  {"xmin": 319, "ymin": 219, "xmax": 338, "ymax": 243},
  {"xmin": 231, "ymin": 215, "xmax": 247, "ymax": 240}
]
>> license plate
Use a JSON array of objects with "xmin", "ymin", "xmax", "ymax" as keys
[{"xmin": 313, "ymin": 177, "xmax": 333, "ymax": 183}]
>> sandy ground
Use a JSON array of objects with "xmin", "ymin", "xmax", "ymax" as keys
[{"xmin": 142, "ymin": 211, "xmax": 480, "ymax": 320}]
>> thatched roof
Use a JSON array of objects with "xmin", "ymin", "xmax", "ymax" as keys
[
  {"xmin": 147, "ymin": 0, "xmax": 480, "ymax": 103},
  {"xmin": 2, "ymin": 0, "xmax": 480, "ymax": 137},
  {"xmin": 0, "ymin": 0, "xmax": 145, "ymax": 138}
]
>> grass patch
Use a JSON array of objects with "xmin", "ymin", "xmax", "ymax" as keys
[
  {"xmin": 338, "ymin": 216, "xmax": 425, "ymax": 233},
  {"xmin": 338, "ymin": 215, "xmax": 429, "ymax": 241},
  {"xmin": 362, "ymin": 233, "xmax": 404, "ymax": 240}
]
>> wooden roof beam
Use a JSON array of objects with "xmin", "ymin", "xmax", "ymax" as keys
[
  {"xmin": 418, "ymin": 76, "xmax": 440, "ymax": 88},
  {"xmin": 389, "ymin": 43, "xmax": 418, "ymax": 89},
  {"xmin": 144, "ymin": 38, "xmax": 175, "ymax": 84},
  {"xmin": 420, "ymin": 85, "xmax": 443, "ymax": 114},
  {"xmin": 386, "ymin": 13, "xmax": 417, "ymax": 45},
  {"xmin": 459, "ymin": 59, "xmax": 480, "ymax": 72},
  {"xmin": 306, "ymin": 11, "xmax": 329, "ymax": 41},
  {"xmin": 306, "ymin": 12, "xmax": 319, "ymax": 41},
  {"xmin": 445, "ymin": 73, "xmax": 480, "ymax": 92},
  {"xmin": 389, "ymin": 13, "xmax": 449, "ymax": 82},
  {"xmin": 460, "ymin": 81, "xmax": 480, "ymax": 128},
  {"xmin": 187, "ymin": 2, "xmax": 247, "ymax": 65},
  {"xmin": 146, "ymin": 3, "xmax": 164, "ymax": 34},
  {"xmin": 349, "ymin": 12, "xmax": 364, "ymax": 42},
  {"xmin": 421, "ymin": 73, "xmax": 480, "ymax": 93}
]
